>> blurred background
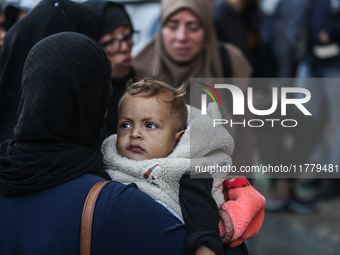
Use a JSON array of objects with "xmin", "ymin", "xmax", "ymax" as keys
[{"xmin": 1, "ymin": 0, "xmax": 340, "ymax": 254}]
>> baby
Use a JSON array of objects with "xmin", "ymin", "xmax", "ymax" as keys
[{"xmin": 102, "ymin": 78, "xmax": 265, "ymax": 255}]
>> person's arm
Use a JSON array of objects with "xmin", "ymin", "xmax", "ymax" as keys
[
  {"xmin": 179, "ymin": 173, "xmax": 223, "ymax": 255},
  {"xmin": 196, "ymin": 245, "xmax": 217, "ymax": 255}
]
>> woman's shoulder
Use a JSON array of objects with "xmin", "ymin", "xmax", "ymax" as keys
[
  {"xmin": 220, "ymin": 42, "xmax": 253, "ymax": 80},
  {"xmin": 91, "ymin": 179, "xmax": 187, "ymax": 255},
  {"xmin": 0, "ymin": 174, "xmax": 186, "ymax": 255}
]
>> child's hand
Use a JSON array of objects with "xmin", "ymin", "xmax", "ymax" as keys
[{"xmin": 195, "ymin": 245, "xmax": 216, "ymax": 255}]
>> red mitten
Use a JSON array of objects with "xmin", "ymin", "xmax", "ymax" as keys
[{"xmin": 218, "ymin": 176, "xmax": 265, "ymax": 247}]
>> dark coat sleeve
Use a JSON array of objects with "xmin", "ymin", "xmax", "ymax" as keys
[{"xmin": 179, "ymin": 173, "xmax": 223, "ymax": 255}]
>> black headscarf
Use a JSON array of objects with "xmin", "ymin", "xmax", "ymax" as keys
[
  {"xmin": 0, "ymin": 0, "xmax": 100, "ymax": 143},
  {"xmin": 2, "ymin": 3, "xmax": 31, "ymax": 31},
  {"xmin": 0, "ymin": 32, "xmax": 112, "ymax": 197},
  {"xmin": 82, "ymin": 0, "xmax": 136, "ymax": 148},
  {"xmin": 82, "ymin": 0, "xmax": 133, "ymax": 38}
]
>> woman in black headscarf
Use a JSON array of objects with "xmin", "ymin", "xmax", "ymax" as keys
[
  {"xmin": 0, "ymin": 31, "xmax": 187, "ymax": 254},
  {"xmin": 0, "ymin": 0, "xmax": 100, "ymax": 143},
  {"xmin": 0, "ymin": 31, "xmax": 112, "ymax": 196},
  {"xmin": 82, "ymin": 1, "xmax": 137, "ymax": 147}
]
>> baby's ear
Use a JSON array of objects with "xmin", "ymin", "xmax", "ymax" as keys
[{"xmin": 174, "ymin": 130, "xmax": 185, "ymax": 149}]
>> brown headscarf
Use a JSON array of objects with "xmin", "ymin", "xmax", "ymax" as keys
[
  {"xmin": 133, "ymin": 0, "xmax": 252, "ymax": 137},
  {"xmin": 132, "ymin": 0, "xmax": 223, "ymax": 88}
]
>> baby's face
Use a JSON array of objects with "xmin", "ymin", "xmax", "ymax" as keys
[{"xmin": 116, "ymin": 94, "xmax": 184, "ymax": 161}]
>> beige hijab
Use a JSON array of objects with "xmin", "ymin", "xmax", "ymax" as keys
[{"xmin": 132, "ymin": 0, "xmax": 223, "ymax": 88}]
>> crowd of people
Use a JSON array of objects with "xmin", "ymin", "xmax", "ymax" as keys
[{"xmin": 0, "ymin": 0, "xmax": 339, "ymax": 254}]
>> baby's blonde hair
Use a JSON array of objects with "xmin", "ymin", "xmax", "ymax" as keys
[{"xmin": 119, "ymin": 77, "xmax": 188, "ymax": 130}]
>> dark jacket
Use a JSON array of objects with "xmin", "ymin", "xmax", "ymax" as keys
[{"xmin": 0, "ymin": 174, "xmax": 187, "ymax": 254}]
